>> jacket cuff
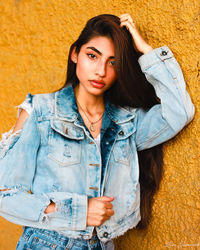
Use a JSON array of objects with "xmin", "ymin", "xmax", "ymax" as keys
[
  {"xmin": 138, "ymin": 45, "xmax": 174, "ymax": 72},
  {"xmin": 51, "ymin": 193, "xmax": 88, "ymax": 230},
  {"xmin": 71, "ymin": 193, "xmax": 88, "ymax": 230}
]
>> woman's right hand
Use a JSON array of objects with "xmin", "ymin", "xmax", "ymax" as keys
[
  {"xmin": 87, "ymin": 196, "xmax": 115, "ymax": 226},
  {"xmin": 119, "ymin": 13, "xmax": 153, "ymax": 54}
]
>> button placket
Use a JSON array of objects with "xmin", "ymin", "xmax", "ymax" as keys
[{"xmin": 87, "ymin": 140, "xmax": 101, "ymax": 197}]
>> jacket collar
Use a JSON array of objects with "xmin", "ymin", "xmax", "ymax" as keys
[
  {"xmin": 55, "ymin": 85, "xmax": 136, "ymax": 124},
  {"xmin": 105, "ymin": 102, "xmax": 136, "ymax": 124},
  {"xmin": 55, "ymin": 85, "xmax": 78, "ymax": 122}
]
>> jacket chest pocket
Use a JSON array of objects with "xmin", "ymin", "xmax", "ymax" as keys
[
  {"xmin": 113, "ymin": 140, "xmax": 132, "ymax": 166},
  {"xmin": 48, "ymin": 127, "xmax": 82, "ymax": 167},
  {"xmin": 113, "ymin": 126, "xmax": 136, "ymax": 166}
]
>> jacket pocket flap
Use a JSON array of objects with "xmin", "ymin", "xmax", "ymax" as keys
[{"xmin": 50, "ymin": 119, "xmax": 84, "ymax": 140}]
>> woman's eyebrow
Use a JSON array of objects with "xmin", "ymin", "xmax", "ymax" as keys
[{"xmin": 86, "ymin": 46, "xmax": 115, "ymax": 59}]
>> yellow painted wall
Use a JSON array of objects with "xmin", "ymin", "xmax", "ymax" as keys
[{"xmin": 0, "ymin": 0, "xmax": 199, "ymax": 249}]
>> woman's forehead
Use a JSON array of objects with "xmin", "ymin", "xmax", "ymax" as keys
[{"xmin": 82, "ymin": 36, "xmax": 115, "ymax": 56}]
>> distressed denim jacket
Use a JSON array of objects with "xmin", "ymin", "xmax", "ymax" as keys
[{"xmin": 0, "ymin": 46, "xmax": 195, "ymax": 242}]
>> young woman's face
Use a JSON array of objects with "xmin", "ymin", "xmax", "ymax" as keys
[{"xmin": 72, "ymin": 36, "xmax": 117, "ymax": 97}]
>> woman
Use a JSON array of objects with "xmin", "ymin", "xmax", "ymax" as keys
[{"xmin": 0, "ymin": 13, "xmax": 195, "ymax": 249}]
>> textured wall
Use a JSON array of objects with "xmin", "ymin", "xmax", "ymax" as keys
[{"xmin": 0, "ymin": 0, "xmax": 199, "ymax": 249}]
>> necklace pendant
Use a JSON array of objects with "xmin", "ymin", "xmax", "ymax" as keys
[{"xmin": 90, "ymin": 123, "xmax": 96, "ymax": 132}]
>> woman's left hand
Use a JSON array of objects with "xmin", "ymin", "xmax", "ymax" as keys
[
  {"xmin": 44, "ymin": 201, "xmax": 55, "ymax": 214},
  {"xmin": 119, "ymin": 13, "xmax": 153, "ymax": 54}
]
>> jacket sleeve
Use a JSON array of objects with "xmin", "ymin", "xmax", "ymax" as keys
[
  {"xmin": 135, "ymin": 46, "xmax": 195, "ymax": 151},
  {"xmin": 0, "ymin": 94, "xmax": 88, "ymax": 231}
]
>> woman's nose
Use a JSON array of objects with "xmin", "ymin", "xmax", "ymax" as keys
[{"xmin": 95, "ymin": 61, "xmax": 106, "ymax": 77}]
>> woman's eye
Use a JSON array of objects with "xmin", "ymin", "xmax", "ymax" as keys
[
  {"xmin": 110, "ymin": 60, "xmax": 115, "ymax": 66},
  {"xmin": 87, "ymin": 53, "xmax": 96, "ymax": 59}
]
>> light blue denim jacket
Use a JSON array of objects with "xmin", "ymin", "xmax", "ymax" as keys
[{"xmin": 0, "ymin": 46, "xmax": 195, "ymax": 242}]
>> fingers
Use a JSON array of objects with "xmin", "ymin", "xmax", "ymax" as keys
[
  {"xmin": 87, "ymin": 196, "xmax": 115, "ymax": 226},
  {"xmin": 98, "ymin": 205, "xmax": 114, "ymax": 216},
  {"xmin": 99, "ymin": 201, "xmax": 114, "ymax": 217},
  {"xmin": 119, "ymin": 13, "xmax": 132, "ymax": 19},
  {"xmin": 119, "ymin": 13, "xmax": 153, "ymax": 54},
  {"xmin": 119, "ymin": 13, "xmax": 135, "ymax": 24},
  {"xmin": 93, "ymin": 196, "xmax": 114, "ymax": 211},
  {"xmin": 104, "ymin": 201, "xmax": 113, "ymax": 209},
  {"xmin": 95, "ymin": 196, "xmax": 114, "ymax": 202},
  {"xmin": 106, "ymin": 208, "xmax": 115, "ymax": 216},
  {"xmin": 119, "ymin": 13, "xmax": 136, "ymax": 31}
]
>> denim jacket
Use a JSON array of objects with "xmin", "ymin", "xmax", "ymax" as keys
[{"xmin": 0, "ymin": 46, "xmax": 195, "ymax": 242}]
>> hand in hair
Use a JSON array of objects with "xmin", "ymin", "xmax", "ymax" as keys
[{"xmin": 119, "ymin": 13, "xmax": 153, "ymax": 54}]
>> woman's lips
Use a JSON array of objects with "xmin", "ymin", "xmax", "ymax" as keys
[{"xmin": 89, "ymin": 80, "xmax": 105, "ymax": 89}]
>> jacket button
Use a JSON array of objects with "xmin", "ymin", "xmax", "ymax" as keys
[
  {"xmin": 89, "ymin": 187, "xmax": 99, "ymax": 191},
  {"xmin": 34, "ymin": 236, "xmax": 39, "ymax": 242},
  {"xmin": 161, "ymin": 51, "xmax": 168, "ymax": 56},
  {"xmin": 119, "ymin": 131, "xmax": 124, "ymax": 136},
  {"xmin": 103, "ymin": 232, "xmax": 109, "ymax": 238}
]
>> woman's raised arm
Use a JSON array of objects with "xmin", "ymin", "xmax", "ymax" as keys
[{"xmin": 119, "ymin": 13, "xmax": 195, "ymax": 150}]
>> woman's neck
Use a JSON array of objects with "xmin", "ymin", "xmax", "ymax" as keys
[{"xmin": 74, "ymin": 85, "xmax": 105, "ymax": 115}]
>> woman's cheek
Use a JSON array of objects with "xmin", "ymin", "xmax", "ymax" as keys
[
  {"xmin": 76, "ymin": 56, "xmax": 92, "ymax": 79},
  {"xmin": 109, "ymin": 69, "xmax": 117, "ymax": 83}
]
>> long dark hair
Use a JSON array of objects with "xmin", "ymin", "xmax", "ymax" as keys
[{"xmin": 56, "ymin": 14, "xmax": 163, "ymax": 229}]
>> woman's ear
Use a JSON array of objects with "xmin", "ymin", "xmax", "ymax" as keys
[{"xmin": 71, "ymin": 47, "xmax": 78, "ymax": 63}]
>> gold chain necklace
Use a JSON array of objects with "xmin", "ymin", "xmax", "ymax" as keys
[{"xmin": 76, "ymin": 99, "xmax": 104, "ymax": 132}]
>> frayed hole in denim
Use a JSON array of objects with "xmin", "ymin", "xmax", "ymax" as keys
[
  {"xmin": 54, "ymin": 198, "xmax": 72, "ymax": 217},
  {"xmin": 0, "ymin": 127, "xmax": 22, "ymax": 158}
]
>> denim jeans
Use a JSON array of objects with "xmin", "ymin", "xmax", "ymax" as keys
[{"xmin": 16, "ymin": 227, "xmax": 114, "ymax": 250}]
